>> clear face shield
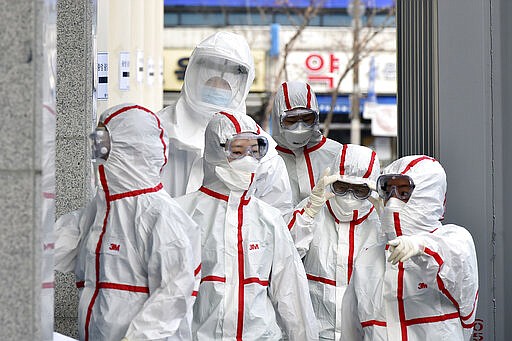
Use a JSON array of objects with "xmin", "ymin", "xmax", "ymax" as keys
[
  {"xmin": 188, "ymin": 55, "xmax": 249, "ymax": 109},
  {"xmin": 89, "ymin": 125, "xmax": 111, "ymax": 164},
  {"xmin": 222, "ymin": 132, "xmax": 269, "ymax": 161},
  {"xmin": 376, "ymin": 174, "xmax": 415, "ymax": 203}
]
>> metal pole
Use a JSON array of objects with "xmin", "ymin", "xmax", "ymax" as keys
[{"xmin": 349, "ymin": 0, "xmax": 363, "ymax": 145}]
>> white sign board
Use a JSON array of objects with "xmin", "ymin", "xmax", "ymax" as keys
[
  {"xmin": 285, "ymin": 51, "xmax": 396, "ymax": 94},
  {"xmin": 136, "ymin": 50, "xmax": 144, "ymax": 83},
  {"xmin": 147, "ymin": 57, "xmax": 155, "ymax": 86},
  {"xmin": 97, "ymin": 52, "xmax": 108, "ymax": 100},
  {"xmin": 373, "ymin": 136, "xmax": 393, "ymax": 161},
  {"xmin": 370, "ymin": 104, "xmax": 398, "ymax": 136},
  {"xmin": 159, "ymin": 57, "xmax": 163, "ymax": 85},
  {"xmin": 119, "ymin": 52, "xmax": 130, "ymax": 91}
]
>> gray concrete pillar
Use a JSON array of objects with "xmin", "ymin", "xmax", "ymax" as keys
[
  {"xmin": 0, "ymin": 0, "xmax": 50, "ymax": 339},
  {"xmin": 437, "ymin": 0, "xmax": 506, "ymax": 339},
  {"xmin": 55, "ymin": 0, "xmax": 95, "ymax": 337},
  {"xmin": 398, "ymin": 0, "xmax": 511, "ymax": 339}
]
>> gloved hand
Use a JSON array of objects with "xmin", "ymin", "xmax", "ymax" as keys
[
  {"xmin": 304, "ymin": 168, "xmax": 339, "ymax": 218},
  {"xmin": 387, "ymin": 235, "xmax": 425, "ymax": 265},
  {"xmin": 367, "ymin": 194, "xmax": 384, "ymax": 218},
  {"xmin": 120, "ymin": 338, "xmax": 129, "ymax": 341}
]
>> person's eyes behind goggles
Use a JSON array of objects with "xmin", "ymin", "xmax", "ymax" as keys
[
  {"xmin": 376, "ymin": 174, "xmax": 415, "ymax": 201},
  {"xmin": 221, "ymin": 133, "xmax": 269, "ymax": 161},
  {"xmin": 331, "ymin": 181, "xmax": 372, "ymax": 200},
  {"xmin": 280, "ymin": 108, "xmax": 318, "ymax": 130}
]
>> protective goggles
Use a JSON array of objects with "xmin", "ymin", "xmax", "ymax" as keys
[
  {"xmin": 280, "ymin": 108, "xmax": 318, "ymax": 130},
  {"xmin": 222, "ymin": 132, "xmax": 268, "ymax": 161},
  {"xmin": 331, "ymin": 180, "xmax": 372, "ymax": 200},
  {"xmin": 376, "ymin": 174, "xmax": 415, "ymax": 201},
  {"xmin": 89, "ymin": 126, "xmax": 111, "ymax": 162}
]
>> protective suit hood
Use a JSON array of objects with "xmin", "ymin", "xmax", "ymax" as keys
[
  {"xmin": 203, "ymin": 111, "xmax": 261, "ymax": 195},
  {"xmin": 99, "ymin": 103, "xmax": 168, "ymax": 194},
  {"xmin": 383, "ymin": 155, "xmax": 446, "ymax": 234},
  {"xmin": 327, "ymin": 144, "xmax": 380, "ymax": 221},
  {"xmin": 172, "ymin": 32, "xmax": 255, "ymax": 151},
  {"xmin": 271, "ymin": 80, "xmax": 323, "ymax": 150}
]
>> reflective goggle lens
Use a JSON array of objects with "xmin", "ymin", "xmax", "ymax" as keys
[
  {"xmin": 224, "ymin": 133, "xmax": 268, "ymax": 160},
  {"xmin": 376, "ymin": 174, "xmax": 415, "ymax": 201},
  {"xmin": 89, "ymin": 126, "xmax": 111, "ymax": 162},
  {"xmin": 331, "ymin": 181, "xmax": 371, "ymax": 199},
  {"xmin": 280, "ymin": 108, "xmax": 318, "ymax": 130}
]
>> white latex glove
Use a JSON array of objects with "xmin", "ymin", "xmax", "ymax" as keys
[
  {"xmin": 387, "ymin": 235, "xmax": 425, "ymax": 265},
  {"xmin": 367, "ymin": 193, "xmax": 384, "ymax": 217},
  {"xmin": 304, "ymin": 168, "xmax": 339, "ymax": 218}
]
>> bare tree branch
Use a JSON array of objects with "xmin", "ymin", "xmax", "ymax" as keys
[
  {"xmin": 255, "ymin": 1, "xmax": 395, "ymax": 138},
  {"xmin": 260, "ymin": 0, "xmax": 324, "ymax": 130},
  {"xmin": 322, "ymin": 5, "xmax": 395, "ymax": 137}
]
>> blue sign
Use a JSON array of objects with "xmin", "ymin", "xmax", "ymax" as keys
[
  {"xmin": 316, "ymin": 94, "xmax": 396, "ymax": 115},
  {"xmin": 164, "ymin": 0, "xmax": 394, "ymax": 9}
]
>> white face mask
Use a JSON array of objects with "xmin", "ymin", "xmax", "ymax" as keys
[
  {"xmin": 283, "ymin": 125, "xmax": 314, "ymax": 148},
  {"xmin": 229, "ymin": 156, "xmax": 260, "ymax": 173},
  {"xmin": 381, "ymin": 197, "xmax": 407, "ymax": 240},
  {"xmin": 214, "ymin": 157, "xmax": 258, "ymax": 192},
  {"xmin": 385, "ymin": 197, "xmax": 407, "ymax": 211},
  {"xmin": 329, "ymin": 193, "xmax": 362, "ymax": 222},
  {"xmin": 201, "ymin": 85, "xmax": 232, "ymax": 107}
]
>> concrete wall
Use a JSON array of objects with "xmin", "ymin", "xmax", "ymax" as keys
[
  {"xmin": 500, "ymin": 1, "xmax": 512, "ymax": 337},
  {"xmin": 437, "ymin": 0, "xmax": 510, "ymax": 339},
  {"xmin": 0, "ymin": 0, "xmax": 46, "ymax": 339},
  {"xmin": 55, "ymin": 0, "xmax": 95, "ymax": 337}
]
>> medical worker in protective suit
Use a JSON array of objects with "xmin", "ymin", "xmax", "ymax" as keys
[
  {"xmin": 175, "ymin": 111, "xmax": 319, "ymax": 340},
  {"xmin": 341, "ymin": 155, "xmax": 479, "ymax": 341},
  {"xmin": 54, "ymin": 104, "xmax": 201, "ymax": 341},
  {"xmin": 157, "ymin": 31, "xmax": 292, "ymax": 215},
  {"xmin": 286, "ymin": 144, "xmax": 381, "ymax": 340},
  {"xmin": 271, "ymin": 80, "xmax": 342, "ymax": 206}
]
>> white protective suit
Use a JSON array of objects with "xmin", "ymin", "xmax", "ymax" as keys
[
  {"xmin": 271, "ymin": 80, "xmax": 342, "ymax": 206},
  {"xmin": 288, "ymin": 144, "xmax": 381, "ymax": 340},
  {"xmin": 175, "ymin": 112, "xmax": 319, "ymax": 340},
  {"xmin": 54, "ymin": 104, "xmax": 201, "ymax": 341},
  {"xmin": 158, "ymin": 31, "xmax": 292, "ymax": 215},
  {"xmin": 341, "ymin": 155, "xmax": 479, "ymax": 341}
]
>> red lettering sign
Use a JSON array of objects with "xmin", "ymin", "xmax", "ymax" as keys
[
  {"xmin": 329, "ymin": 54, "xmax": 339, "ymax": 73},
  {"xmin": 472, "ymin": 318, "xmax": 484, "ymax": 340},
  {"xmin": 305, "ymin": 53, "xmax": 339, "ymax": 89},
  {"xmin": 305, "ymin": 54, "xmax": 324, "ymax": 71}
]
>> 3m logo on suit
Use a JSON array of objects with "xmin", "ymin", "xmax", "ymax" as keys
[
  {"xmin": 249, "ymin": 243, "xmax": 259, "ymax": 250},
  {"xmin": 417, "ymin": 282, "xmax": 428, "ymax": 289},
  {"xmin": 109, "ymin": 243, "xmax": 120, "ymax": 252}
]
